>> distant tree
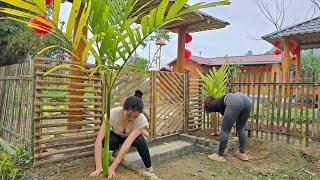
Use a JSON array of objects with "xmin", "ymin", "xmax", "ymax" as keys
[
  {"xmin": 0, "ymin": 2, "xmax": 64, "ymax": 66},
  {"xmin": 255, "ymin": 0, "xmax": 319, "ymax": 31},
  {"xmin": 310, "ymin": 0, "xmax": 320, "ymax": 11},
  {"xmin": 264, "ymin": 47, "xmax": 275, "ymax": 55},
  {"xmin": 290, "ymin": 50, "xmax": 320, "ymax": 79},
  {"xmin": 245, "ymin": 50, "xmax": 253, "ymax": 55}
]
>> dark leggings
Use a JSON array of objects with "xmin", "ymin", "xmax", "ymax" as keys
[
  {"xmin": 218, "ymin": 93, "xmax": 252, "ymax": 156},
  {"xmin": 108, "ymin": 131, "xmax": 152, "ymax": 168}
]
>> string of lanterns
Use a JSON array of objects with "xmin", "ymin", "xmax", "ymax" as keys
[
  {"xmin": 272, "ymin": 39, "xmax": 299, "ymax": 62},
  {"xmin": 185, "ymin": 33, "xmax": 192, "ymax": 59},
  {"xmin": 28, "ymin": 1, "xmax": 53, "ymax": 36}
]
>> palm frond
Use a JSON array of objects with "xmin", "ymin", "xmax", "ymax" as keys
[{"xmin": 197, "ymin": 64, "xmax": 229, "ymax": 98}]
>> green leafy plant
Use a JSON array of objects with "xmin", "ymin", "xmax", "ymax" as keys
[
  {"xmin": 0, "ymin": 152, "xmax": 22, "ymax": 180},
  {"xmin": 0, "ymin": 0, "xmax": 231, "ymax": 176},
  {"xmin": 197, "ymin": 63, "xmax": 229, "ymax": 98},
  {"xmin": 0, "ymin": 141, "xmax": 32, "ymax": 180}
]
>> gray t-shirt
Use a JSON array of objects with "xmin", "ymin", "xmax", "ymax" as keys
[{"xmin": 109, "ymin": 107, "xmax": 149, "ymax": 137}]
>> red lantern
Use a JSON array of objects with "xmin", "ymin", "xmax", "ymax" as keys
[
  {"xmin": 273, "ymin": 49, "xmax": 281, "ymax": 55},
  {"xmin": 291, "ymin": 56, "xmax": 297, "ymax": 62},
  {"xmin": 46, "ymin": 0, "xmax": 53, "ymax": 5},
  {"xmin": 289, "ymin": 41, "xmax": 296, "ymax": 49},
  {"xmin": 185, "ymin": 33, "xmax": 192, "ymax": 44},
  {"xmin": 185, "ymin": 49, "xmax": 192, "ymax": 59},
  {"xmin": 29, "ymin": 15, "xmax": 53, "ymax": 35},
  {"xmin": 273, "ymin": 40, "xmax": 280, "ymax": 47},
  {"xmin": 291, "ymin": 48, "xmax": 299, "ymax": 55}
]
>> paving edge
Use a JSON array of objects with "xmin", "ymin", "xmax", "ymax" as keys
[{"xmin": 180, "ymin": 133, "xmax": 239, "ymax": 154}]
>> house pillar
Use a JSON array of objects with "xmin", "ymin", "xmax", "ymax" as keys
[
  {"xmin": 68, "ymin": 4, "xmax": 87, "ymax": 130},
  {"xmin": 177, "ymin": 27, "xmax": 186, "ymax": 73}
]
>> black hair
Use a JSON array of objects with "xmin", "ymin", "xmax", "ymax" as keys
[{"xmin": 123, "ymin": 90, "xmax": 144, "ymax": 113}]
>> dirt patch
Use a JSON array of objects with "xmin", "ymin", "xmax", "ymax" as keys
[
  {"xmin": 31, "ymin": 157, "xmax": 143, "ymax": 180},
  {"xmin": 155, "ymin": 138, "xmax": 320, "ymax": 179}
]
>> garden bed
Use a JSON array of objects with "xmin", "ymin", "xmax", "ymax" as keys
[
  {"xmin": 155, "ymin": 138, "xmax": 320, "ymax": 179},
  {"xmin": 30, "ymin": 157, "xmax": 143, "ymax": 180},
  {"xmin": 26, "ymin": 134, "xmax": 320, "ymax": 179}
]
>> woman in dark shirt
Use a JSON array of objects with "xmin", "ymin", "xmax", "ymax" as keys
[{"xmin": 204, "ymin": 92, "xmax": 252, "ymax": 162}]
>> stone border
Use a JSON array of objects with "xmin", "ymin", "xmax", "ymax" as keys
[{"xmin": 179, "ymin": 134, "xmax": 239, "ymax": 155}]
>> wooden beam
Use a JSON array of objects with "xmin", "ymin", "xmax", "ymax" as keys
[{"xmin": 176, "ymin": 27, "xmax": 186, "ymax": 73}]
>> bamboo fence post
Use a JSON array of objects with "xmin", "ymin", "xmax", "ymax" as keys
[{"xmin": 183, "ymin": 70, "xmax": 189, "ymax": 133}]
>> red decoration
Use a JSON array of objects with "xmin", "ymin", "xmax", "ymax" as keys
[
  {"xmin": 265, "ymin": 65, "xmax": 271, "ymax": 72},
  {"xmin": 291, "ymin": 48, "xmax": 299, "ymax": 55},
  {"xmin": 289, "ymin": 41, "xmax": 296, "ymax": 49},
  {"xmin": 46, "ymin": 0, "xmax": 53, "ymax": 5},
  {"xmin": 185, "ymin": 49, "xmax": 192, "ymax": 59},
  {"xmin": 185, "ymin": 33, "xmax": 192, "ymax": 43},
  {"xmin": 29, "ymin": 15, "xmax": 53, "ymax": 35},
  {"xmin": 273, "ymin": 49, "xmax": 281, "ymax": 55},
  {"xmin": 291, "ymin": 56, "xmax": 297, "ymax": 62},
  {"xmin": 273, "ymin": 40, "xmax": 281, "ymax": 47}
]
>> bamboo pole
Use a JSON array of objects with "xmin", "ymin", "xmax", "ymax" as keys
[
  {"xmin": 34, "ymin": 144, "xmax": 94, "ymax": 159},
  {"xmin": 34, "ymin": 126, "xmax": 100, "ymax": 136},
  {"xmin": 34, "ymin": 120, "xmax": 101, "ymax": 128},
  {"xmin": 34, "ymin": 132, "xmax": 98, "ymax": 144},
  {"xmin": 33, "ymin": 151, "xmax": 94, "ymax": 167}
]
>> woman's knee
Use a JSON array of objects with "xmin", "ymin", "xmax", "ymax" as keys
[{"xmin": 133, "ymin": 135, "xmax": 147, "ymax": 146}]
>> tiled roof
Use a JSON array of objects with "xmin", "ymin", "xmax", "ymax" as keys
[
  {"xmin": 167, "ymin": 54, "xmax": 282, "ymax": 66},
  {"xmin": 262, "ymin": 16, "xmax": 320, "ymax": 40}
]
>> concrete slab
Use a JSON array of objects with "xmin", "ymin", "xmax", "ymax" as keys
[{"xmin": 124, "ymin": 140, "xmax": 195, "ymax": 167}]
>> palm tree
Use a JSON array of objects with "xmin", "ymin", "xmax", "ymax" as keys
[
  {"xmin": 197, "ymin": 63, "xmax": 229, "ymax": 99},
  {"xmin": 0, "ymin": 0, "xmax": 230, "ymax": 176}
]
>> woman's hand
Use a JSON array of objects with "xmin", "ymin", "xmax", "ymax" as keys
[
  {"xmin": 108, "ymin": 166, "xmax": 116, "ymax": 179},
  {"xmin": 90, "ymin": 168, "xmax": 103, "ymax": 176}
]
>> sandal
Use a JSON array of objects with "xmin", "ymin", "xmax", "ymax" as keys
[
  {"xmin": 235, "ymin": 151, "xmax": 249, "ymax": 161},
  {"xmin": 208, "ymin": 154, "xmax": 226, "ymax": 162}
]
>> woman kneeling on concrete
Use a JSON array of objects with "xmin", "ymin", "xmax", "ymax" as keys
[
  {"xmin": 204, "ymin": 92, "xmax": 252, "ymax": 162},
  {"xmin": 90, "ymin": 90, "xmax": 152, "ymax": 178}
]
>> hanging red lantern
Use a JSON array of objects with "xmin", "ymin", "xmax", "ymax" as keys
[
  {"xmin": 272, "ymin": 40, "xmax": 281, "ymax": 47},
  {"xmin": 291, "ymin": 48, "xmax": 299, "ymax": 55},
  {"xmin": 29, "ymin": 15, "xmax": 53, "ymax": 35},
  {"xmin": 185, "ymin": 33, "xmax": 192, "ymax": 44},
  {"xmin": 289, "ymin": 41, "xmax": 296, "ymax": 49},
  {"xmin": 291, "ymin": 56, "xmax": 297, "ymax": 62},
  {"xmin": 185, "ymin": 49, "xmax": 192, "ymax": 59},
  {"xmin": 273, "ymin": 49, "xmax": 281, "ymax": 55},
  {"xmin": 46, "ymin": 0, "xmax": 53, "ymax": 5}
]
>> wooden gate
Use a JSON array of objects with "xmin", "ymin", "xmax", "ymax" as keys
[
  {"xmin": 111, "ymin": 71, "xmax": 188, "ymax": 139},
  {"xmin": 33, "ymin": 57, "xmax": 104, "ymax": 166}
]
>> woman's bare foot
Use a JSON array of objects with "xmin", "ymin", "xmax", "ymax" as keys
[
  {"xmin": 208, "ymin": 154, "xmax": 226, "ymax": 162},
  {"xmin": 235, "ymin": 151, "xmax": 249, "ymax": 161},
  {"xmin": 210, "ymin": 131, "xmax": 220, "ymax": 136}
]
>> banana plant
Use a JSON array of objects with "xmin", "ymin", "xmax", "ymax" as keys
[
  {"xmin": 197, "ymin": 63, "xmax": 229, "ymax": 98},
  {"xmin": 0, "ymin": 0, "xmax": 230, "ymax": 176}
]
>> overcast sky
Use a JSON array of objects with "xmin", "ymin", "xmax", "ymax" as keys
[{"xmin": 60, "ymin": 0, "xmax": 319, "ymax": 67}]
